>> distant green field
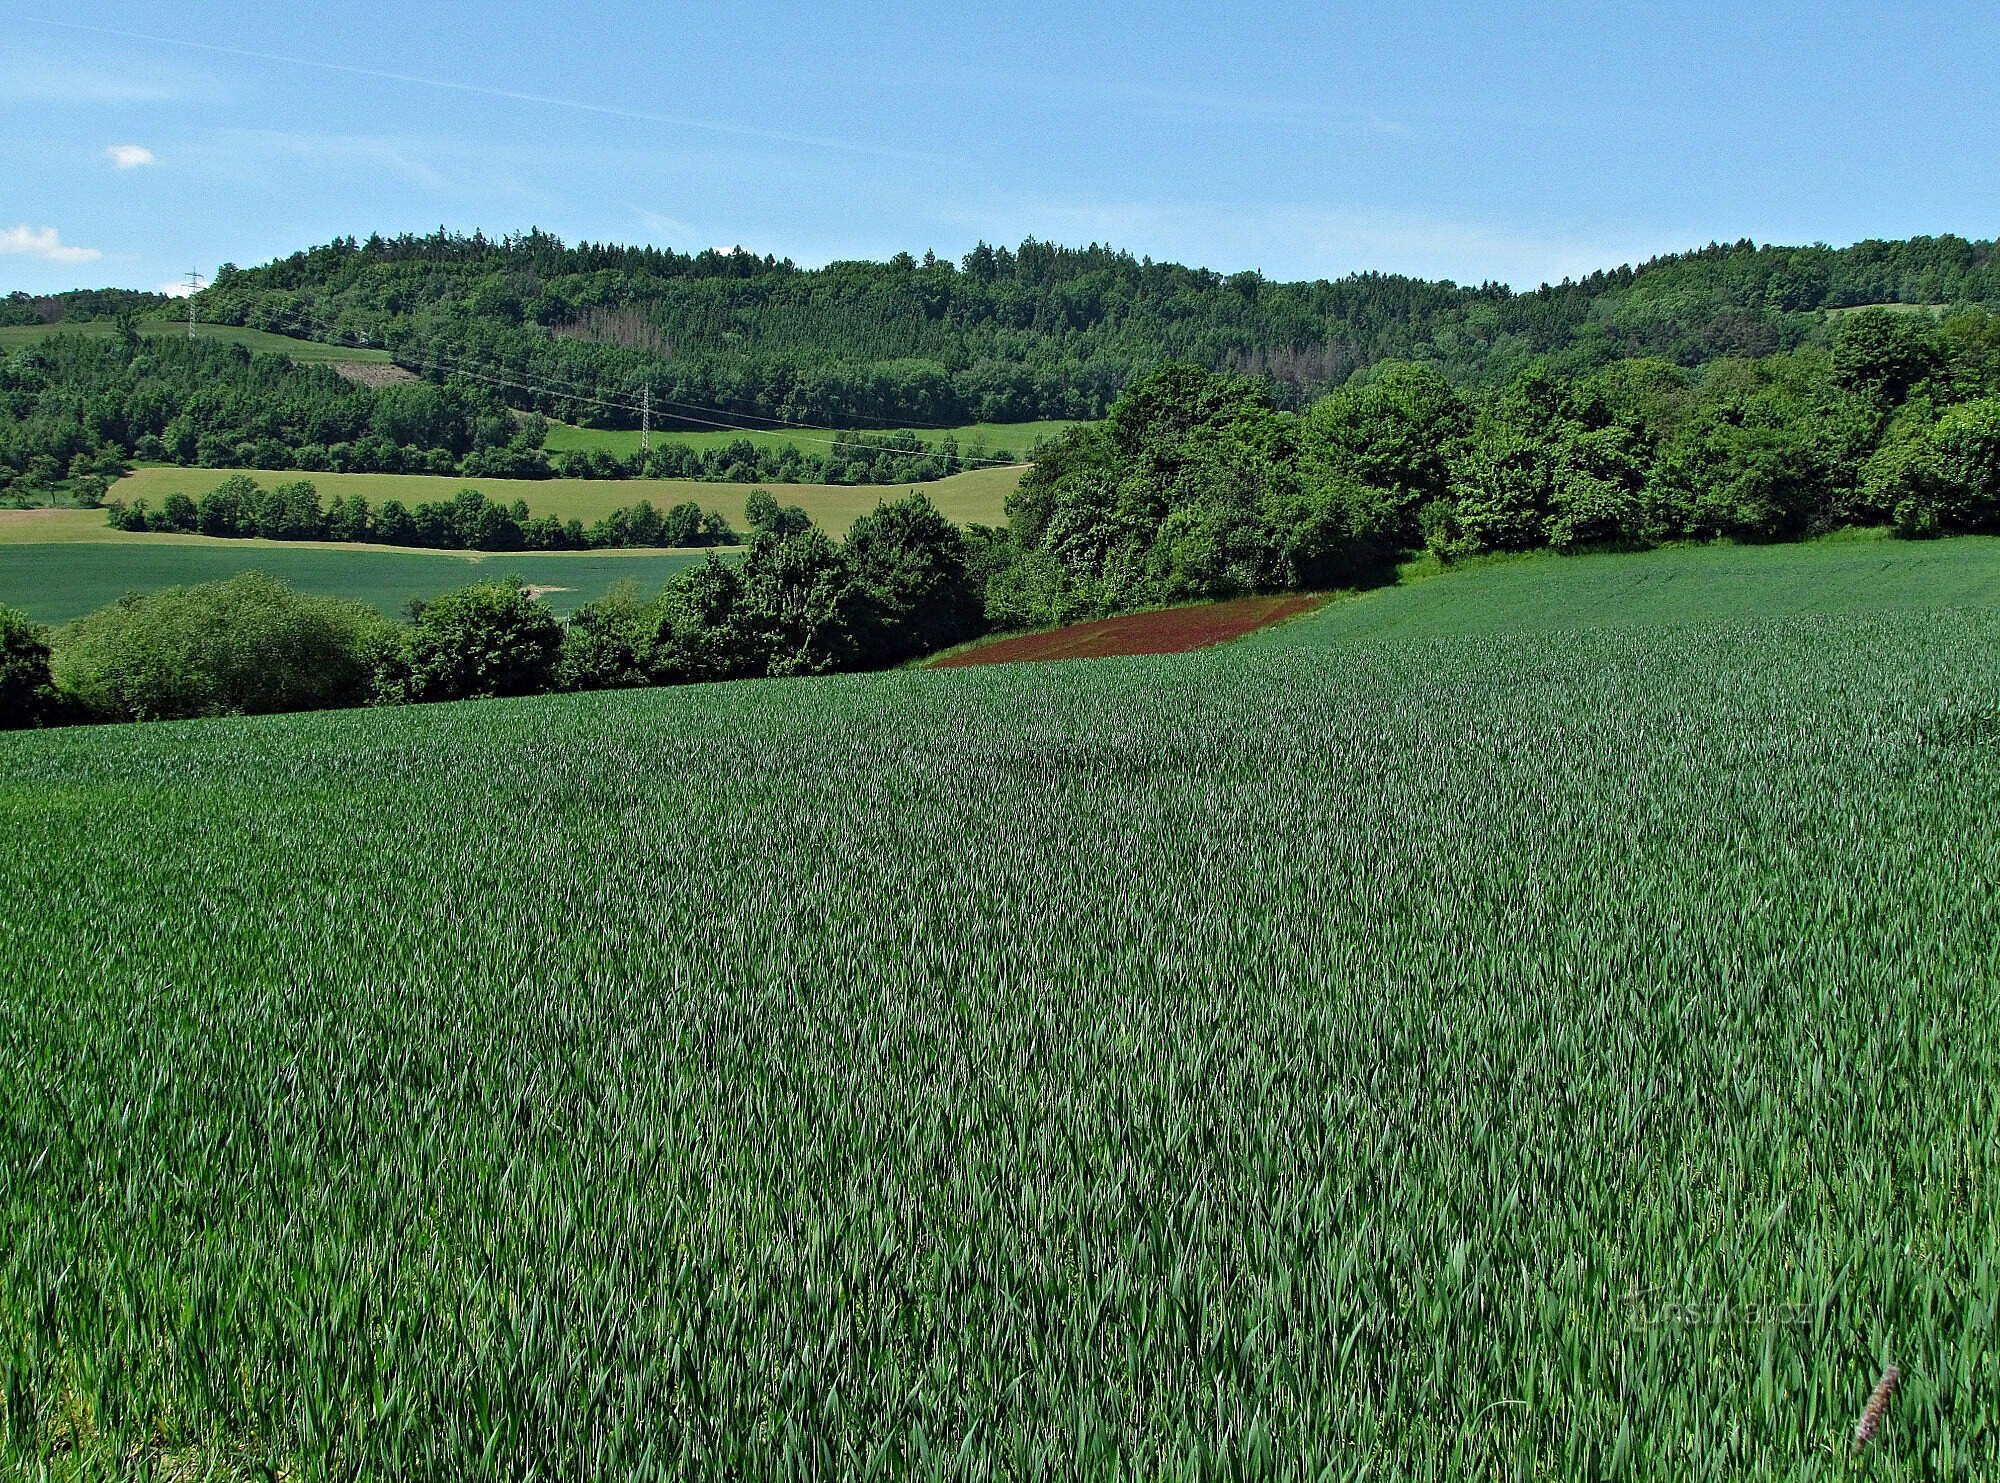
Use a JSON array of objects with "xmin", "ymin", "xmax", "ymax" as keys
[
  {"xmin": 110, "ymin": 463, "xmax": 1023, "ymax": 535},
  {"xmin": 542, "ymin": 418, "xmax": 1076, "ymax": 461},
  {"xmin": 0, "ymin": 538, "xmax": 704, "ymax": 625},
  {"xmin": 0, "ymin": 320, "xmax": 391, "ymax": 363},
  {"xmin": 1250, "ymin": 533, "xmax": 2000, "ymax": 648}
]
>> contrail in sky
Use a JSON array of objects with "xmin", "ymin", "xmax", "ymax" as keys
[{"xmin": 21, "ymin": 17, "xmax": 955, "ymax": 165}]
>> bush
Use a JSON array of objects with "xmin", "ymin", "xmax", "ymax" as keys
[
  {"xmin": 0, "ymin": 606, "xmax": 57, "ymax": 728},
  {"xmin": 1888, "ymin": 398, "xmax": 2000, "ymax": 536},
  {"xmin": 842, "ymin": 492, "xmax": 984, "ymax": 666},
  {"xmin": 376, "ymin": 579, "xmax": 563, "ymax": 703},
  {"xmin": 50, "ymin": 573, "xmax": 392, "ymax": 722}
]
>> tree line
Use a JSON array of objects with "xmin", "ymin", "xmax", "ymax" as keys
[
  {"xmin": 976, "ymin": 307, "xmax": 2000, "ymax": 629},
  {"xmin": 105, "ymin": 475, "xmax": 739, "ymax": 550},
  {"xmin": 178, "ymin": 228, "xmax": 2000, "ymax": 430},
  {"xmin": 0, "ymin": 491, "xmax": 982, "ymax": 728}
]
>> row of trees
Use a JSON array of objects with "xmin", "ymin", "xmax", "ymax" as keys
[
  {"xmin": 106, "ymin": 475, "xmax": 740, "ymax": 550},
  {"xmin": 979, "ymin": 308, "xmax": 2000, "ymax": 628},
  {"xmin": 1, "ymin": 492, "xmax": 982, "ymax": 727},
  {"xmin": 551, "ymin": 430, "xmax": 998, "ymax": 485}
]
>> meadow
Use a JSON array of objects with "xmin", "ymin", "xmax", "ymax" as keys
[
  {"xmin": 0, "ymin": 320, "xmax": 392, "ymax": 364},
  {"xmin": 2, "ymin": 537, "xmax": 1995, "ymax": 1478},
  {"xmin": 541, "ymin": 418, "xmax": 1077, "ymax": 461},
  {"xmin": 108, "ymin": 463, "xmax": 1023, "ymax": 536},
  {"xmin": 0, "ymin": 511, "xmax": 704, "ymax": 622}
]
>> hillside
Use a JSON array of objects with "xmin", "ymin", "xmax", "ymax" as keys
[
  {"xmin": 174, "ymin": 229, "xmax": 2000, "ymax": 427},
  {"xmin": 4, "ymin": 538, "xmax": 1994, "ymax": 1475}
]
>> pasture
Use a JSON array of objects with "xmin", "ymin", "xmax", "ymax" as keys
[{"xmin": 2, "ymin": 537, "xmax": 1995, "ymax": 1477}]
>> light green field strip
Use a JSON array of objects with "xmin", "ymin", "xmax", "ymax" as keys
[
  {"xmin": 0, "ymin": 320, "xmax": 392, "ymax": 362},
  {"xmin": 105, "ymin": 463, "xmax": 1023, "ymax": 534}
]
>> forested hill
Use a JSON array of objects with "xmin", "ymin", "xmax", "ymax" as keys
[{"xmin": 135, "ymin": 231, "xmax": 2000, "ymax": 430}]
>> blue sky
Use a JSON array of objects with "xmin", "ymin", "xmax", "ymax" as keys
[{"xmin": 5, "ymin": 1, "xmax": 1998, "ymax": 296}]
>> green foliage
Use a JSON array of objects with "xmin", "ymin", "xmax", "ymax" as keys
[
  {"xmin": 0, "ymin": 605, "xmax": 55, "ymax": 727},
  {"xmin": 992, "ymin": 312, "xmax": 2000, "ymax": 618},
  {"xmin": 144, "ymin": 474, "xmax": 738, "ymax": 552},
  {"xmin": 376, "ymin": 579, "xmax": 564, "ymax": 703},
  {"xmin": 1833, "ymin": 308, "xmax": 1944, "ymax": 403},
  {"xmin": 0, "ymin": 331, "xmax": 541, "ymax": 486},
  {"xmin": 744, "ymin": 488, "xmax": 812, "ymax": 537},
  {"xmin": 840, "ymin": 492, "xmax": 984, "ymax": 665},
  {"xmin": 180, "ymin": 228, "xmax": 2000, "ymax": 434},
  {"xmin": 1882, "ymin": 397, "xmax": 2000, "ymax": 535},
  {"xmin": 49, "ymin": 572, "xmax": 390, "ymax": 721}
]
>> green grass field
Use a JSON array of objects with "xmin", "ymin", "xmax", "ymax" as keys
[
  {"xmin": 0, "ymin": 320, "xmax": 392, "ymax": 363},
  {"xmin": 1250, "ymin": 532, "xmax": 2000, "ymax": 647},
  {"xmin": 0, "ymin": 524, "xmax": 704, "ymax": 622},
  {"xmin": 108, "ymin": 463, "xmax": 1022, "ymax": 535},
  {"xmin": 3, "ymin": 536, "xmax": 1996, "ymax": 1476},
  {"xmin": 542, "ymin": 417, "xmax": 1077, "ymax": 461}
]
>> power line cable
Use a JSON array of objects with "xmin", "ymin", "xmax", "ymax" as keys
[{"xmin": 400, "ymin": 349, "xmax": 1033, "ymax": 469}]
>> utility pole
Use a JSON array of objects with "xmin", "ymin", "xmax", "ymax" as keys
[
  {"xmin": 183, "ymin": 270, "xmax": 203, "ymax": 338},
  {"xmin": 641, "ymin": 384, "xmax": 651, "ymax": 456}
]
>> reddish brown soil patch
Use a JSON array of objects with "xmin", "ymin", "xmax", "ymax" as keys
[{"xmin": 932, "ymin": 594, "xmax": 1323, "ymax": 668}]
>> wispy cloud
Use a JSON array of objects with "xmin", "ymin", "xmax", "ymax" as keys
[
  {"xmin": 948, "ymin": 197, "xmax": 1690, "ymax": 289},
  {"xmin": 0, "ymin": 62, "xmax": 190, "ymax": 104},
  {"xmin": 635, "ymin": 208, "xmax": 700, "ymax": 244},
  {"xmin": 23, "ymin": 17, "xmax": 955, "ymax": 165},
  {"xmin": 0, "ymin": 225, "xmax": 103, "ymax": 264},
  {"xmin": 157, "ymin": 278, "xmax": 196, "ymax": 298},
  {"xmin": 106, "ymin": 143, "xmax": 156, "ymax": 169},
  {"xmin": 203, "ymin": 129, "xmax": 455, "ymax": 191}
]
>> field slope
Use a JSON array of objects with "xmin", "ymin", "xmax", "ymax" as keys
[{"xmin": 2, "ymin": 540, "xmax": 1996, "ymax": 1477}]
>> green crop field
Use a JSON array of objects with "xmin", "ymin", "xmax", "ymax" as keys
[
  {"xmin": 0, "ymin": 522, "xmax": 705, "ymax": 622},
  {"xmin": 109, "ymin": 463, "xmax": 1022, "ymax": 536},
  {"xmin": 0, "ymin": 320, "xmax": 392, "ymax": 363},
  {"xmin": 1251, "ymin": 532, "xmax": 2000, "ymax": 647},
  {"xmin": 541, "ymin": 417, "xmax": 1078, "ymax": 461},
  {"xmin": 3, "ymin": 536, "xmax": 1996, "ymax": 1477}
]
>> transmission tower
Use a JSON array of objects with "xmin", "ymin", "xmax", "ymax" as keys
[
  {"xmin": 641, "ymin": 385, "xmax": 651, "ymax": 455},
  {"xmin": 183, "ymin": 269, "xmax": 204, "ymax": 338}
]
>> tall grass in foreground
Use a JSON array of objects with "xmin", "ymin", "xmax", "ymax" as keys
[{"xmin": 1, "ymin": 609, "xmax": 1996, "ymax": 1478}]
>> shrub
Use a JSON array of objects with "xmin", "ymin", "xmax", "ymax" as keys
[
  {"xmin": 0, "ymin": 606, "xmax": 57, "ymax": 728},
  {"xmin": 842, "ymin": 492, "xmax": 984, "ymax": 666},
  {"xmin": 50, "ymin": 573, "xmax": 392, "ymax": 722},
  {"xmin": 376, "ymin": 579, "xmax": 563, "ymax": 703}
]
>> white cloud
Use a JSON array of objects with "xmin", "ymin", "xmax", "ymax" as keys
[
  {"xmin": 0, "ymin": 226, "xmax": 102, "ymax": 264},
  {"xmin": 157, "ymin": 279, "xmax": 196, "ymax": 298},
  {"xmin": 107, "ymin": 144, "xmax": 157, "ymax": 169}
]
